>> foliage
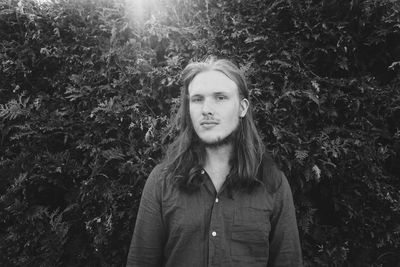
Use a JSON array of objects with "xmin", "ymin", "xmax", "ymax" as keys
[{"xmin": 0, "ymin": 0, "xmax": 399, "ymax": 266}]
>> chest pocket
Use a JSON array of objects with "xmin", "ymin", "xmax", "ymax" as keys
[{"xmin": 230, "ymin": 207, "xmax": 270, "ymax": 263}]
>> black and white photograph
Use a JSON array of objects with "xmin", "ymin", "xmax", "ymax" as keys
[{"xmin": 0, "ymin": 0, "xmax": 399, "ymax": 266}]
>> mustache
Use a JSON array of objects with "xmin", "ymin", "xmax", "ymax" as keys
[{"xmin": 200, "ymin": 114, "xmax": 218, "ymax": 125}]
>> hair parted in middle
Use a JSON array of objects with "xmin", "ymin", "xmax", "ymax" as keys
[{"xmin": 163, "ymin": 57, "xmax": 265, "ymax": 193}]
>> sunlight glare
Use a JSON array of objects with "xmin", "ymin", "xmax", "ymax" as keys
[{"xmin": 126, "ymin": 0, "xmax": 153, "ymax": 24}]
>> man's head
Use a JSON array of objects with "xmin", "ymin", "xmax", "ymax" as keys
[
  {"xmin": 178, "ymin": 58, "xmax": 254, "ymax": 148},
  {"xmin": 188, "ymin": 69, "xmax": 249, "ymax": 147},
  {"xmin": 165, "ymin": 57, "xmax": 265, "ymax": 192}
]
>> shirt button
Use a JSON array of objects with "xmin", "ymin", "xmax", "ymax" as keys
[
  {"xmin": 215, "ymin": 198, "xmax": 219, "ymax": 203},
  {"xmin": 211, "ymin": 231, "xmax": 217, "ymax": 237},
  {"xmin": 200, "ymin": 170, "xmax": 205, "ymax": 174}
]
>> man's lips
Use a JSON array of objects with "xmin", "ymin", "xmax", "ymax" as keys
[{"xmin": 200, "ymin": 120, "xmax": 218, "ymax": 126}]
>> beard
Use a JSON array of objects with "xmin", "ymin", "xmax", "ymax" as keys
[{"xmin": 199, "ymin": 125, "xmax": 239, "ymax": 149}]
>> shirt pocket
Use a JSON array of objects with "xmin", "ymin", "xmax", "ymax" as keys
[{"xmin": 230, "ymin": 207, "xmax": 270, "ymax": 262}]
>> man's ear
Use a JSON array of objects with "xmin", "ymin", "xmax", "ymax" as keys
[{"xmin": 239, "ymin": 98, "xmax": 249, "ymax": 117}]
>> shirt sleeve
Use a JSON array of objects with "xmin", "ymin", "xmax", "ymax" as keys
[
  {"xmin": 126, "ymin": 165, "xmax": 165, "ymax": 267},
  {"xmin": 268, "ymin": 172, "xmax": 303, "ymax": 267}
]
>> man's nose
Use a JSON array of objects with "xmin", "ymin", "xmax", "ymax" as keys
[{"xmin": 201, "ymin": 98, "xmax": 214, "ymax": 116}]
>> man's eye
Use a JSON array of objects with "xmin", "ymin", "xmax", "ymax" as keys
[
  {"xmin": 191, "ymin": 98, "xmax": 202, "ymax": 103},
  {"xmin": 216, "ymin": 95, "xmax": 227, "ymax": 101}
]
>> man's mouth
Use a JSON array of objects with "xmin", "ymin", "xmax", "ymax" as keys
[{"xmin": 200, "ymin": 120, "xmax": 218, "ymax": 126}]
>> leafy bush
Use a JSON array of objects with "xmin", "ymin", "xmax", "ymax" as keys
[{"xmin": 0, "ymin": 0, "xmax": 399, "ymax": 266}]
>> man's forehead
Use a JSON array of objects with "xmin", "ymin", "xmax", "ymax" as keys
[{"xmin": 188, "ymin": 70, "xmax": 238, "ymax": 95}]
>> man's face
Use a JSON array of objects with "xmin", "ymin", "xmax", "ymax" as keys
[{"xmin": 188, "ymin": 70, "xmax": 249, "ymax": 146}]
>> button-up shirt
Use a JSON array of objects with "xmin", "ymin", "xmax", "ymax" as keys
[{"xmin": 126, "ymin": 160, "xmax": 303, "ymax": 267}]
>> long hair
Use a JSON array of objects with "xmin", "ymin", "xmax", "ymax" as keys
[{"xmin": 163, "ymin": 57, "xmax": 265, "ymax": 193}]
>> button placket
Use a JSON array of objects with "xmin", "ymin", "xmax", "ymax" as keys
[{"xmin": 208, "ymin": 186, "xmax": 222, "ymax": 266}]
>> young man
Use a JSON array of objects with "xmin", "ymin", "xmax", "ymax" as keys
[{"xmin": 126, "ymin": 58, "xmax": 303, "ymax": 267}]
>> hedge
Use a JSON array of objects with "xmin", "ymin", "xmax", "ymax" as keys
[{"xmin": 0, "ymin": 0, "xmax": 399, "ymax": 266}]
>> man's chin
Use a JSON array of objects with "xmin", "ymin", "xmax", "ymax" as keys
[
  {"xmin": 202, "ymin": 139, "xmax": 226, "ymax": 148},
  {"xmin": 195, "ymin": 126, "xmax": 239, "ymax": 149},
  {"xmin": 201, "ymin": 134, "xmax": 234, "ymax": 148}
]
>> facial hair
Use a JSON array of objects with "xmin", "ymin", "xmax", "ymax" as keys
[{"xmin": 200, "ymin": 124, "xmax": 239, "ymax": 149}]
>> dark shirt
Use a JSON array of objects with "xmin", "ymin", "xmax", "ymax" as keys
[{"xmin": 126, "ymin": 159, "xmax": 303, "ymax": 267}]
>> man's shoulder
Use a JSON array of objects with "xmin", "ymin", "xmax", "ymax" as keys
[
  {"xmin": 258, "ymin": 153, "xmax": 284, "ymax": 194},
  {"xmin": 148, "ymin": 162, "xmax": 168, "ymax": 181},
  {"xmin": 142, "ymin": 162, "xmax": 170, "ymax": 194}
]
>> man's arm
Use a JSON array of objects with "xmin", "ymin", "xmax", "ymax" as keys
[
  {"xmin": 126, "ymin": 165, "xmax": 165, "ymax": 267},
  {"xmin": 268, "ymin": 173, "xmax": 303, "ymax": 267}
]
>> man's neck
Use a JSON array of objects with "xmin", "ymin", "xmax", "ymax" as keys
[
  {"xmin": 204, "ymin": 143, "xmax": 233, "ymax": 169},
  {"xmin": 203, "ymin": 143, "xmax": 233, "ymax": 192},
  {"xmin": 204, "ymin": 144, "xmax": 233, "ymax": 178}
]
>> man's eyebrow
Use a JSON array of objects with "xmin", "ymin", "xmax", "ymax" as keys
[
  {"xmin": 189, "ymin": 90, "xmax": 231, "ymax": 97},
  {"xmin": 214, "ymin": 91, "xmax": 229, "ymax": 94},
  {"xmin": 189, "ymin": 94, "xmax": 203, "ymax": 98}
]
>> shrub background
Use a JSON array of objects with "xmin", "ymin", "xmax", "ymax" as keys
[{"xmin": 0, "ymin": 0, "xmax": 399, "ymax": 266}]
